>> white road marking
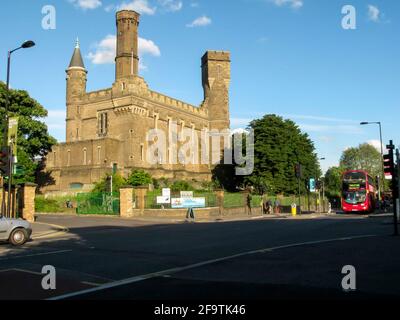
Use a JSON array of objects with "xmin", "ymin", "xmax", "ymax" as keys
[
  {"xmin": 0, "ymin": 249, "xmax": 72, "ymax": 261},
  {"xmin": 81, "ymin": 281, "xmax": 102, "ymax": 287},
  {"xmin": 5, "ymin": 268, "xmax": 43, "ymax": 276},
  {"xmin": 48, "ymin": 234, "xmax": 377, "ymax": 300}
]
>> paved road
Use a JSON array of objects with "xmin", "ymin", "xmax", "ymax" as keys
[{"xmin": 0, "ymin": 213, "xmax": 399, "ymax": 300}]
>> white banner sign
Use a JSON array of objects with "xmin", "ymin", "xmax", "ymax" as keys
[
  {"xmin": 162, "ymin": 188, "xmax": 171, "ymax": 197},
  {"xmin": 180, "ymin": 191, "xmax": 194, "ymax": 199},
  {"xmin": 171, "ymin": 197, "xmax": 206, "ymax": 209},
  {"xmin": 157, "ymin": 196, "xmax": 171, "ymax": 204}
]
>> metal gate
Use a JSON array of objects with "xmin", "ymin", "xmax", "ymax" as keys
[{"xmin": 77, "ymin": 193, "xmax": 120, "ymax": 215}]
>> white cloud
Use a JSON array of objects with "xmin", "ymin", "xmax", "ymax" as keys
[
  {"xmin": 367, "ymin": 139, "xmax": 386, "ymax": 152},
  {"xmin": 158, "ymin": 0, "xmax": 183, "ymax": 12},
  {"xmin": 87, "ymin": 35, "xmax": 116, "ymax": 64},
  {"xmin": 139, "ymin": 37, "xmax": 161, "ymax": 56},
  {"xmin": 87, "ymin": 34, "xmax": 161, "ymax": 70},
  {"xmin": 367, "ymin": 5, "xmax": 380, "ymax": 22},
  {"xmin": 271, "ymin": 0, "xmax": 303, "ymax": 10},
  {"xmin": 186, "ymin": 15, "xmax": 212, "ymax": 27},
  {"xmin": 69, "ymin": 0, "xmax": 102, "ymax": 10},
  {"xmin": 117, "ymin": 0, "xmax": 156, "ymax": 15}
]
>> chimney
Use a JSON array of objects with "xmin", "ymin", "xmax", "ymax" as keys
[{"xmin": 115, "ymin": 10, "xmax": 140, "ymax": 80}]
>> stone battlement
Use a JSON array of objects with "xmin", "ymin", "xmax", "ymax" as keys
[
  {"xmin": 202, "ymin": 51, "xmax": 231, "ymax": 64},
  {"xmin": 80, "ymin": 89, "xmax": 112, "ymax": 103},
  {"xmin": 148, "ymin": 90, "xmax": 208, "ymax": 117},
  {"xmin": 116, "ymin": 10, "xmax": 140, "ymax": 20}
]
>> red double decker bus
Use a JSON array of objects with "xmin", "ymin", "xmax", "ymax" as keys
[{"xmin": 341, "ymin": 170, "xmax": 377, "ymax": 213}]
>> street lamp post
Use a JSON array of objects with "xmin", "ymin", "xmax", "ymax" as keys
[
  {"xmin": 2, "ymin": 40, "xmax": 35, "ymax": 217},
  {"xmin": 319, "ymin": 158, "xmax": 326, "ymax": 213},
  {"xmin": 360, "ymin": 121, "xmax": 385, "ymax": 203}
]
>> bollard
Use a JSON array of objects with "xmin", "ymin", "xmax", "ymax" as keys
[{"xmin": 291, "ymin": 203, "xmax": 297, "ymax": 217}]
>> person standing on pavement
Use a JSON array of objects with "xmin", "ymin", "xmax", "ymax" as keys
[{"xmin": 247, "ymin": 193, "xmax": 252, "ymax": 215}]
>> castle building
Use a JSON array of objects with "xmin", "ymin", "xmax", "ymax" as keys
[{"xmin": 44, "ymin": 10, "xmax": 231, "ymax": 193}]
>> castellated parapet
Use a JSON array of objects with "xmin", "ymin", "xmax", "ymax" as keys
[{"xmin": 43, "ymin": 10, "xmax": 231, "ymax": 194}]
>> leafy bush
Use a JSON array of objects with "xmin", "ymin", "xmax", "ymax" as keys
[
  {"xmin": 127, "ymin": 170, "xmax": 152, "ymax": 187},
  {"xmin": 92, "ymin": 173, "xmax": 127, "ymax": 193},
  {"xmin": 170, "ymin": 180, "xmax": 193, "ymax": 192}
]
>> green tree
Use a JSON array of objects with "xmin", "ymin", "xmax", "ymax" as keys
[
  {"xmin": 0, "ymin": 82, "xmax": 57, "ymax": 184},
  {"xmin": 324, "ymin": 166, "xmax": 344, "ymax": 198},
  {"xmin": 92, "ymin": 173, "xmax": 127, "ymax": 193},
  {"xmin": 244, "ymin": 115, "xmax": 321, "ymax": 195},
  {"xmin": 127, "ymin": 170, "xmax": 152, "ymax": 187},
  {"xmin": 212, "ymin": 133, "xmax": 246, "ymax": 192},
  {"xmin": 340, "ymin": 143, "xmax": 382, "ymax": 178}
]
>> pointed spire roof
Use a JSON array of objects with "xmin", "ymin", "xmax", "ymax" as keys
[{"xmin": 68, "ymin": 38, "xmax": 86, "ymax": 69}]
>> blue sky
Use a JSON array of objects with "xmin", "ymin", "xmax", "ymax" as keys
[{"xmin": 0, "ymin": 0, "xmax": 399, "ymax": 173}]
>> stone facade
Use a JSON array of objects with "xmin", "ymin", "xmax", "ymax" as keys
[{"xmin": 43, "ymin": 10, "xmax": 231, "ymax": 194}]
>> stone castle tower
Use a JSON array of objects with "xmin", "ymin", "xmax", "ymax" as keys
[{"xmin": 44, "ymin": 10, "xmax": 231, "ymax": 193}]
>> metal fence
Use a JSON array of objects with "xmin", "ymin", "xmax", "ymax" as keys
[{"xmin": 77, "ymin": 193, "xmax": 120, "ymax": 215}]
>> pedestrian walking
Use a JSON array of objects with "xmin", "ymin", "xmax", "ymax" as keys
[
  {"xmin": 274, "ymin": 199, "xmax": 281, "ymax": 214},
  {"xmin": 263, "ymin": 197, "xmax": 270, "ymax": 215},
  {"xmin": 267, "ymin": 199, "xmax": 273, "ymax": 214}
]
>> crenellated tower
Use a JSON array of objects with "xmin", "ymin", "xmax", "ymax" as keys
[
  {"xmin": 115, "ymin": 10, "xmax": 140, "ymax": 81},
  {"xmin": 202, "ymin": 51, "xmax": 231, "ymax": 132},
  {"xmin": 66, "ymin": 39, "xmax": 87, "ymax": 142}
]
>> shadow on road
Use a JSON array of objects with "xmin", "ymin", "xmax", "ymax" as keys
[{"xmin": 0, "ymin": 216, "xmax": 398, "ymax": 300}]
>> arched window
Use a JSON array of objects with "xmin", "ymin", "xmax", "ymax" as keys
[{"xmin": 83, "ymin": 148, "xmax": 87, "ymax": 165}]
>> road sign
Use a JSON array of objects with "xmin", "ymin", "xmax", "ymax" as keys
[{"xmin": 309, "ymin": 178, "xmax": 316, "ymax": 192}]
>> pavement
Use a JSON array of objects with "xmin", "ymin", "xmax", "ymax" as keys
[
  {"xmin": 31, "ymin": 221, "xmax": 69, "ymax": 240},
  {"xmin": 0, "ymin": 212, "xmax": 399, "ymax": 300}
]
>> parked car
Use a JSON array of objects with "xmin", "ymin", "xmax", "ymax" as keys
[{"xmin": 0, "ymin": 215, "xmax": 32, "ymax": 246}]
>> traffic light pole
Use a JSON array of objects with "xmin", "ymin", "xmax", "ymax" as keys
[
  {"xmin": 386, "ymin": 141, "xmax": 398, "ymax": 236},
  {"xmin": 298, "ymin": 177, "xmax": 301, "ymax": 214}
]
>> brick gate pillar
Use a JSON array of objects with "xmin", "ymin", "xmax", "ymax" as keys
[
  {"xmin": 21, "ymin": 183, "xmax": 37, "ymax": 223},
  {"xmin": 119, "ymin": 186, "xmax": 134, "ymax": 218},
  {"xmin": 134, "ymin": 186, "xmax": 148, "ymax": 211}
]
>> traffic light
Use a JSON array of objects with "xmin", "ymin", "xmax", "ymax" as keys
[
  {"xmin": 383, "ymin": 150, "xmax": 394, "ymax": 177},
  {"xmin": 0, "ymin": 147, "xmax": 10, "ymax": 176},
  {"xmin": 295, "ymin": 164, "xmax": 303, "ymax": 179}
]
